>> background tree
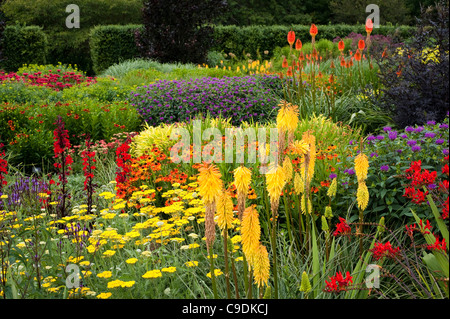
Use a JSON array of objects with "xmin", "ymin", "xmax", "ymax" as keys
[
  {"xmin": 0, "ymin": 0, "xmax": 5, "ymax": 65},
  {"xmin": 375, "ymin": 0, "xmax": 449, "ymax": 128},
  {"xmin": 136, "ymin": 0, "xmax": 226, "ymax": 64}
]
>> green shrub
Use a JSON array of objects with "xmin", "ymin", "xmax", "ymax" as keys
[
  {"xmin": 90, "ymin": 25, "xmax": 141, "ymax": 74},
  {"xmin": 0, "ymin": 25, "xmax": 47, "ymax": 71}
]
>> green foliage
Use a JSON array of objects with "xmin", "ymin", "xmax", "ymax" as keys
[
  {"xmin": 330, "ymin": 0, "xmax": 412, "ymax": 25},
  {"xmin": 1, "ymin": 100, "xmax": 143, "ymax": 169},
  {"xmin": 90, "ymin": 25, "xmax": 141, "ymax": 75},
  {"xmin": 0, "ymin": 25, "xmax": 47, "ymax": 71}
]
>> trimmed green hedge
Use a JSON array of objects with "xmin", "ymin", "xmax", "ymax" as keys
[
  {"xmin": 89, "ymin": 24, "xmax": 415, "ymax": 73},
  {"xmin": 212, "ymin": 24, "xmax": 416, "ymax": 58},
  {"xmin": 0, "ymin": 25, "xmax": 47, "ymax": 71},
  {"xmin": 89, "ymin": 25, "xmax": 141, "ymax": 74}
]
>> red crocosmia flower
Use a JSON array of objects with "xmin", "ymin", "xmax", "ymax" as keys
[
  {"xmin": 310, "ymin": 24, "xmax": 318, "ymax": 38},
  {"xmin": 358, "ymin": 39, "xmax": 365, "ymax": 51},
  {"xmin": 0, "ymin": 143, "xmax": 8, "ymax": 188},
  {"xmin": 287, "ymin": 30, "xmax": 295, "ymax": 46},
  {"xmin": 338, "ymin": 40, "xmax": 345, "ymax": 52},
  {"xmin": 439, "ymin": 180, "xmax": 449, "ymax": 191},
  {"xmin": 366, "ymin": 18, "xmax": 374, "ymax": 34},
  {"xmin": 295, "ymin": 38, "xmax": 302, "ymax": 51},
  {"xmin": 427, "ymin": 235, "xmax": 447, "ymax": 252},
  {"xmin": 324, "ymin": 271, "xmax": 353, "ymax": 293},
  {"xmin": 405, "ymin": 223, "xmax": 418, "ymax": 237},
  {"xmin": 370, "ymin": 242, "xmax": 401, "ymax": 260},
  {"xmin": 442, "ymin": 197, "xmax": 449, "ymax": 219},
  {"xmin": 419, "ymin": 219, "xmax": 433, "ymax": 234},
  {"xmin": 333, "ymin": 217, "xmax": 351, "ymax": 236}
]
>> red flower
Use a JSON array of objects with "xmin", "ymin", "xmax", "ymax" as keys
[
  {"xmin": 338, "ymin": 40, "xmax": 345, "ymax": 52},
  {"xmin": 442, "ymin": 164, "xmax": 449, "ymax": 176},
  {"xmin": 310, "ymin": 24, "xmax": 318, "ymax": 38},
  {"xmin": 358, "ymin": 39, "xmax": 365, "ymax": 51},
  {"xmin": 324, "ymin": 271, "xmax": 353, "ymax": 293},
  {"xmin": 287, "ymin": 30, "xmax": 295, "ymax": 46},
  {"xmin": 427, "ymin": 235, "xmax": 447, "ymax": 252},
  {"xmin": 419, "ymin": 219, "xmax": 433, "ymax": 234},
  {"xmin": 365, "ymin": 18, "xmax": 374, "ymax": 34},
  {"xmin": 282, "ymin": 57, "xmax": 288, "ymax": 68},
  {"xmin": 333, "ymin": 217, "xmax": 351, "ymax": 237},
  {"xmin": 295, "ymin": 39, "xmax": 302, "ymax": 51},
  {"xmin": 0, "ymin": 143, "xmax": 8, "ymax": 189},
  {"xmin": 370, "ymin": 242, "xmax": 401, "ymax": 260}
]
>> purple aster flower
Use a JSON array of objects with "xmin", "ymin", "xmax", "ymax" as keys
[
  {"xmin": 388, "ymin": 131, "xmax": 398, "ymax": 140},
  {"xmin": 376, "ymin": 135, "xmax": 385, "ymax": 140},
  {"xmin": 347, "ymin": 169, "xmax": 355, "ymax": 175},
  {"xmin": 427, "ymin": 120, "xmax": 436, "ymax": 126},
  {"xmin": 439, "ymin": 123, "xmax": 449, "ymax": 129},
  {"xmin": 380, "ymin": 165, "xmax": 389, "ymax": 172},
  {"xmin": 443, "ymin": 149, "xmax": 449, "ymax": 156},
  {"xmin": 428, "ymin": 183, "xmax": 437, "ymax": 190},
  {"xmin": 424, "ymin": 132, "xmax": 436, "ymax": 138},
  {"xmin": 436, "ymin": 138, "xmax": 445, "ymax": 145},
  {"xmin": 414, "ymin": 126, "xmax": 424, "ymax": 133},
  {"xmin": 400, "ymin": 134, "xmax": 408, "ymax": 139},
  {"xmin": 405, "ymin": 126, "xmax": 414, "ymax": 133},
  {"xmin": 411, "ymin": 145, "xmax": 421, "ymax": 152},
  {"xmin": 396, "ymin": 149, "xmax": 403, "ymax": 154},
  {"xmin": 367, "ymin": 135, "xmax": 376, "ymax": 141},
  {"xmin": 370, "ymin": 152, "xmax": 378, "ymax": 158},
  {"xmin": 329, "ymin": 173, "xmax": 337, "ymax": 179},
  {"xmin": 383, "ymin": 126, "xmax": 392, "ymax": 132},
  {"xmin": 407, "ymin": 140, "xmax": 417, "ymax": 146}
]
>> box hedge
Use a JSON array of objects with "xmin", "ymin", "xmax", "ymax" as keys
[{"xmin": 0, "ymin": 25, "xmax": 47, "ymax": 72}]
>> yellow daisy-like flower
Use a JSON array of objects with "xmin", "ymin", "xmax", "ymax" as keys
[
  {"xmin": 233, "ymin": 165, "xmax": 252, "ymax": 196},
  {"xmin": 206, "ymin": 269, "xmax": 223, "ymax": 278},
  {"xmin": 356, "ymin": 181, "xmax": 369, "ymax": 211},
  {"xmin": 354, "ymin": 152, "xmax": 369, "ymax": 183},
  {"xmin": 185, "ymin": 261, "xmax": 199, "ymax": 267},
  {"xmin": 161, "ymin": 267, "xmax": 177, "ymax": 273},
  {"xmin": 102, "ymin": 250, "xmax": 116, "ymax": 257},
  {"xmin": 241, "ymin": 206, "xmax": 261, "ymax": 266},
  {"xmin": 97, "ymin": 292, "xmax": 112, "ymax": 299},
  {"xmin": 215, "ymin": 191, "xmax": 234, "ymax": 232},
  {"xmin": 197, "ymin": 163, "xmax": 223, "ymax": 204},
  {"xmin": 126, "ymin": 258, "xmax": 138, "ymax": 264},
  {"xmin": 142, "ymin": 269, "xmax": 162, "ymax": 279},
  {"xmin": 265, "ymin": 164, "xmax": 286, "ymax": 204},
  {"xmin": 252, "ymin": 243, "xmax": 270, "ymax": 288},
  {"xmin": 97, "ymin": 271, "xmax": 112, "ymax": 279}
]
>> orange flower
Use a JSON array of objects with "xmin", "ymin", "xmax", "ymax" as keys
[
  {"xmin": 295, "ymin": 39, "xmax": 302, "ymax": 51},
  {"xmin": 358, "ymin": 39, "xmax": 365, "ymax": 51},
  {"xmin": 282, "ymin": 57, "xmax": 288, "ymax": 68},
  {"xmin": 354, "ymin": 49, "xmax": 362, "ymax": 62},
  {"xmin": 365, "ymin": 18, "xmax": 373, "ymax": 35},
  {"xmin": 329, "ymin": 74, "xmax": 334, "ymax": 84},
  {"xmin": 287, "ymin": 30, "xmax": 295, "ymax": 46},
  {"xmin": 299, "ymin": 51, "xmax": 304, "ymax": 62},
  {"xmin": 286, "ymin": 66, "xmax": 293, "ymax": 77},
  {"xmin": 310, "ymin": 24, "xmax": 318, "ymax": 38},
  {"xmin": 338, "ymin": 40, "xmax": 345, "ymax": 52},
  {"xmin": 330, "ymin": 60, "xmax": 335, "ymax": 69}
]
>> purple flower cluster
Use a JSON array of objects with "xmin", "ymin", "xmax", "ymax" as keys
[
  {"xmin": 128, "ymin": 75, "xmax": 282, "ymax": 126},
  {"xmin": 0, "ymin": 176, "xmax": 50, "ymax": 210}
]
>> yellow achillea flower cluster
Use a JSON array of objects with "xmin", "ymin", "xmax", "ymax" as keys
[{"xmin": 142, "ymin": 269, "xmax": 162, "ymax": 279}]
